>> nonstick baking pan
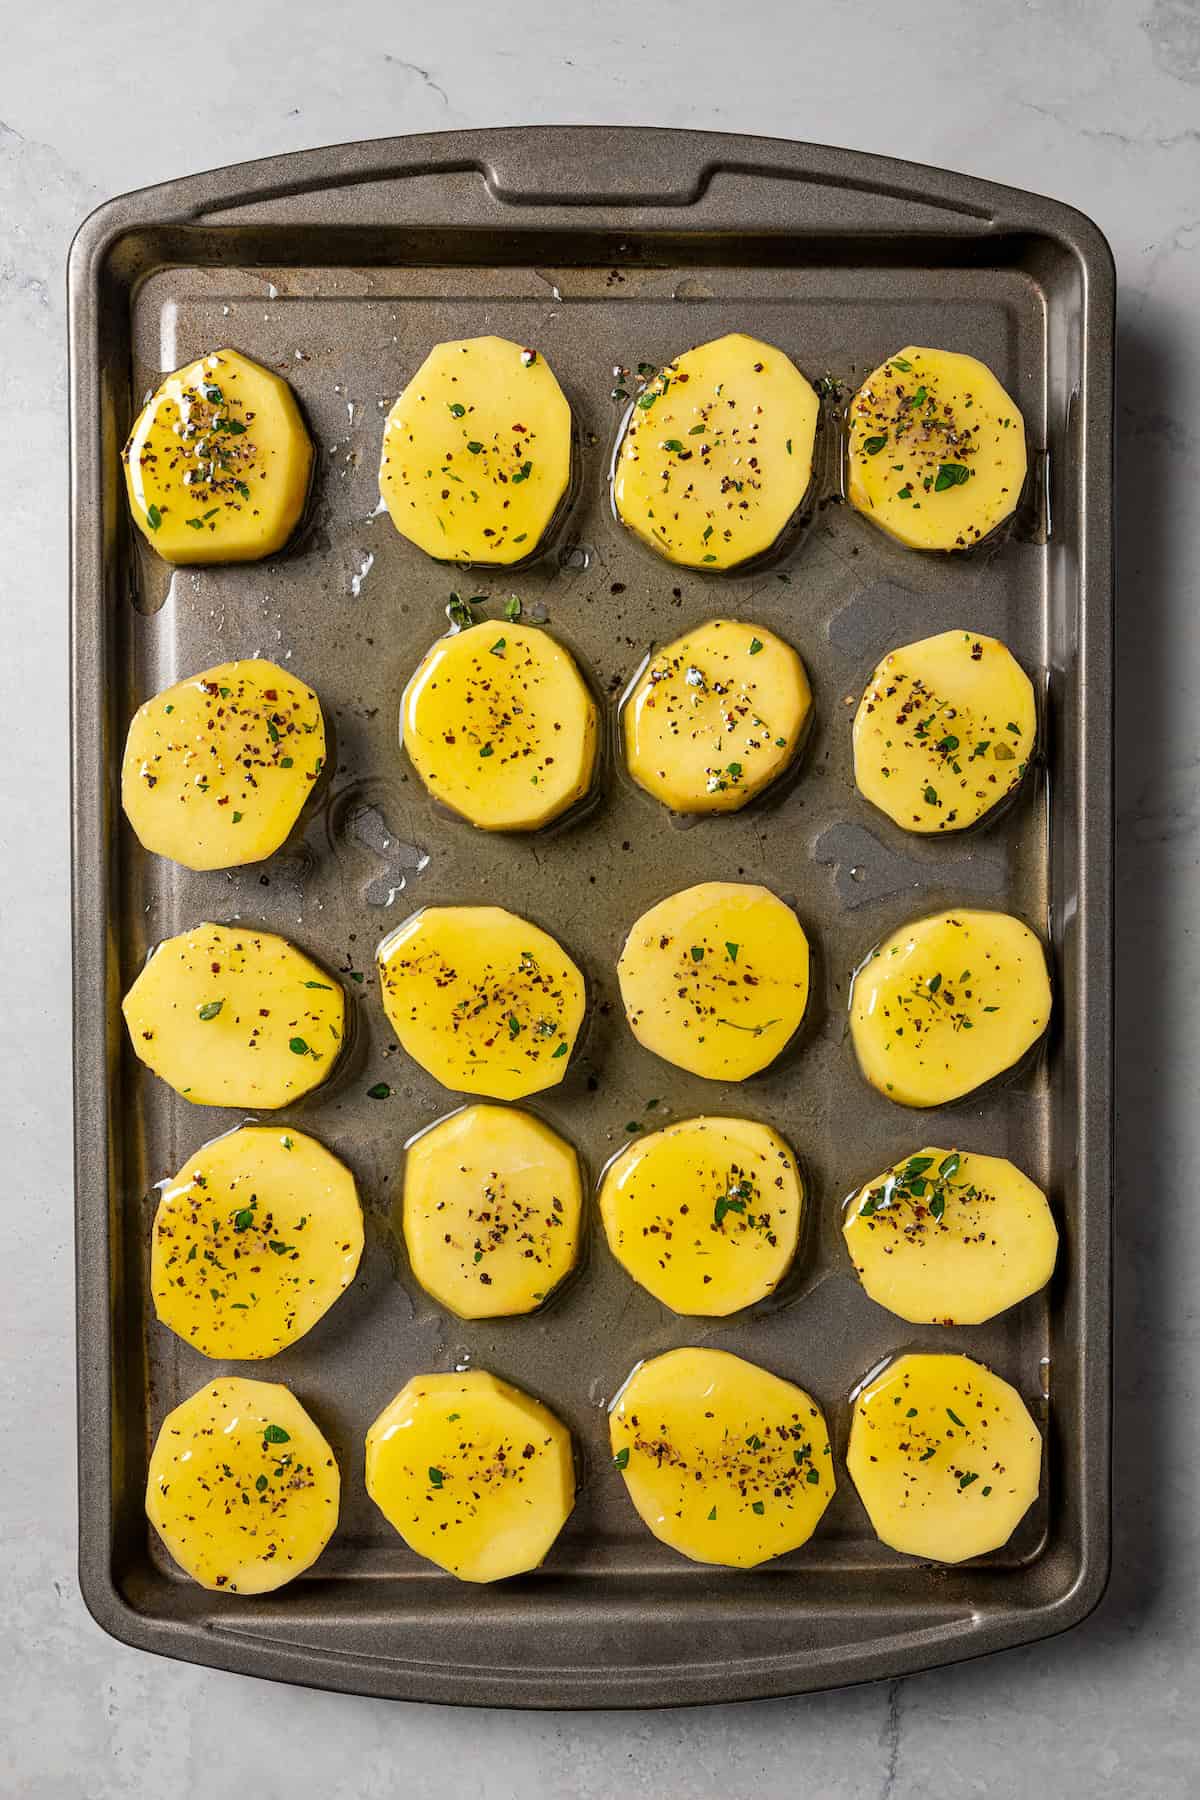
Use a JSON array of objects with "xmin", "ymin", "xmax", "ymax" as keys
[{"xmin": 69, "ymin": 126, "xmax": 1114, "ymax": 1706}]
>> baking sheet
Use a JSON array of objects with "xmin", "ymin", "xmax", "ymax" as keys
[{"xmin": 69, "ymin": 127, "xmax": 1113, "ymax": 1705}]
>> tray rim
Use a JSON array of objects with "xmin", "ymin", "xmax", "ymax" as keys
[{"xmin": 69, "ymin": 124, "xmax": 1114, "ymax": 1708}]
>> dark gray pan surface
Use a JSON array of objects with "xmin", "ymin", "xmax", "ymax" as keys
[{"xmin": 69, "ymin": 127, "xmax": 1113, "ymax": 1706}]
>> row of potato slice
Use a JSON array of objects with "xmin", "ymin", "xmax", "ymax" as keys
[
  {"xmin": 148, "ymin": 1347, "xmax": 1044, "ymax": 1594},
  {"xmin": 151, "ymin": 1116, "xmax": 1058, "ymax": 1358},
  {"xmin": 123, "ymin": 337, "xmax": 1028, "ymax": 573},
  {"xmin": 122, "ymin": 619, "xmax": 1036, "ymax": 868},
  {"xmin": 123, "ymin": 892, "xmax": 1051, "ymax": 1110}
]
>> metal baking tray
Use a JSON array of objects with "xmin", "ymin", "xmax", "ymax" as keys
[{"xmin": 69, "ymin": 127, "xmax": 1114, "ymax": 1706}]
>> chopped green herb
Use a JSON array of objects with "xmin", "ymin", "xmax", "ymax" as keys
[
  {"xmin": 428, "ymin": 1466, "xmax": 445, "ymax": 1488},
  {"xmin": 934, "ymin": 462, "xmax": 970, "ymax": 492},
  {"xmin": 613, "ymin": 1447, "xmax": 630, "ymax": 1470},
  {"xmin": 198, "ymin": 1000, "xmax": 223, "ymax": 1021},
  {"xmin": 367, "ymin": 1082, "xmax": 391, "ymax": 1100},
  {"xmin": 748, "ymin": 638, "xmax": 763, "ymax": 655},
  {"xmin": 263, "ymin": 1424, "xmax": 290, "ymax": 1445},
  {"xmin": 863, "ymin": 434, "xmax": 888, "ymax": 456}
]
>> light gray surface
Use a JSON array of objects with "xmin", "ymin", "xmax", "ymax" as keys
[{"xmin": 1, "ymin": 0, "xmax": 1195, "ymax": 1793}]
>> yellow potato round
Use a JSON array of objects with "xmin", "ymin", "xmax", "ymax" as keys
[
  {"xmin": 403, "ymin": 1104, "xmax": 583, "ymax": 1317},
  {"xmin": 613, "ymin": 332, "xmax": 819, "ymax": 569},
  {"xmin": 123, "ymin": 348, "xmax": 312, "ymax": 564},
  {"xmin": 377, "ymin": 905, "xmax": 585, "ymax": 1100},
  {"xmin": 623, "ymin": 619, "xmax": 811, "ymax": 814},
  {"xmin": 617, "ymin": 882, "xmax": 809, "ymax": 1081},
  {"xmin": 599, "ymin": 1115, "xmax": 802, "ymax": 1315},
  {"xmin": 853, "ymin": 631, "xmax": 1035, "ymax": 833},
  {"xmin": 843, "ymin": 1146, "xmax": 1058, "ymax": 1325},
  {"xmin": 847, "ymin": 345, "xmax": 1027, "ymax": 552},
  {"xmin": 610, "ymin": 1348, "xmax": 834, "ymax": 1567},
  {"xmin": 365, "ymin": 1370, "xmax": 574, "ymax": 1582},
  {"xmin": 152, "ymin": 1126, "xmax": 364, "ymax": 1358},
  {"xmin": 847, "ymin": 1352, "xmax": 1042, "ymax": 1563},
  {"xmin": 402, "ymin": 622, "xmax": 597, "ymax": 831},
  {"xmin": 122, "ymin": 658, "xmax": 326, "ymax": 870},
  {"xmin": 123, "ymin": 922, "xmax": 346, "ymax": 1108},
  {"xmin": 379, "ymin": 336, "xmax": 571, "ymax": 563},
  {"xmin": 849, "ymin": 909, "xmax": 1051, "ymax": 1107},
  {"xmin": 146, "ymin": 1377, "xmax": 339, "ymax": 1593}
]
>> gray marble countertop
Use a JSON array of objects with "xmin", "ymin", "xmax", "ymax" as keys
[{"xmin": 3, "ymin": 1, "xmax": 1197, "ymax": 1794}]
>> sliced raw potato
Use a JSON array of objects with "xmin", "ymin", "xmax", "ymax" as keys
[
  {"xmin": 623, "ymin": 619, "xmax": 811, "ymax": 814},
  {"xmin": 617, "ymin": 882, "xmax": 809, "ymax": 1081},
  {"xmin": 849, "ymin": 910, "xmax": 1050, "ymax": 1107},
  {"xmin": 613, "ymin": 332, "xmax": 819, "ymax": 570},
  {"xmin": 847, "ymin": 1352, "xmax": 1042, "ymax": 1562},
  {"xmin": 123, "ymin": 348, "xmax": 313, "ymax": 564},
  {"xmin": 853, "ymin": 631, "xmax": 1035, "ymax": 833},
  {"xmin": 365, "ymin": 1370, "xmax": 574, "ymax": 1582},
  {"xmin": 377, "ymin": 905, "xmax": 585, "ymax": 1100},
  {"xmin": 152, "ymin": 1125, "xmax": 364, "ymax": 1357},
  {"xmin": 122, "ymin": 658, "xmax": 326, "ymax": 870},
  {"xmin": 379, "ymin": 336, "xmax": 571, "ymax": 564},
  {"xmin": 123, "ymin": 922, "xmax": 345, "ymax": 1108},
  {"xmin": 403, "ymin": 1104, "xmax": 583, "ymax": 1317},
  {"xmin": 843, "ymin": 1147, "xmax": 1057, "ymax": 1325},
  {"xmin": 847, "ymin": 345, "xmax": 1027, "ymax": 552},
  {"xmin": 599, "ymin": 1115, "xmax": 802, "ymax": 1315},
  {"xmin": 146, "ymin": 1377, "xmax": 339, "ymax": 1593},
  {"xmin": 402, "ymin": 621, "xmax": 597, "ymax": 831},
  {"xmin": 610, "ymin": 1348, "xmax": 834, "ymax": 1567}
]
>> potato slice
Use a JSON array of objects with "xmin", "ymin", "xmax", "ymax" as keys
[
  {"xmin": 152, "ymin": 1125, "xmax": 363, "ymax": 1357},
  {"xmin": 379, "ymin": 337, "xmax": 571, "ymax": 564},
  {"xmin": 146, "ymin": 1377, "xmax": 339, "ymax": 1593},
  {"xmin": 849, "ymin": 909, "xmax": 1050, "ymax": 1107},
  {"xmin": 121, "ymin": 658, "xmax": 325, "ymax": 870},
  {"xmin": 403, "ymin": 1104, "xmax": 582, "ymax": 1317},
  {"xmin": 613, "ymin": 333, "xmax": 818, "ymax": 569},
  {"xmin": 123, "ymin": 348, "xmax": 312, "ymax": 564},
  {"xmin": 610, "ymin": 1348, "xmax": 834, "ymax": 1567},
  {"xmin": 847, "ymin": 346, "xmax": 1027, "ymax": 552},
  {"xmin": 617, "ymin": 882, "xmax": 809, "ymax": 1080},
  {"xmin": 623, "ymin": 619, "xmax": 811, "ymax": 814},
  {"xmin": 853, "ymin": 631, "xmax": 1035, "ymax": 833},
  {"xmin": 599, "ymin": 1115, "xmax": 802, "ymax": 1315},
  {"xmin": 847, "ymin": 1352, "xmax": 1042, "ymax": 1562},
  {"xmin": 123, "ymin": 922, "xmax": 345, "ymax": 1108},
  {"xmin": 377, "ymin": 905, "xmax": 585, "ymax": 1100},
  {"xmin": 843, "ymin": 1147, "xmax": 1057, "ymax": 1325},
  {"xmin": 402, "ymin": 621, "xmax": 597, "ymax": 831},
  {"xmin": 365, "ymin": 1370, "xmax": 574, "ymax": 1582}
]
